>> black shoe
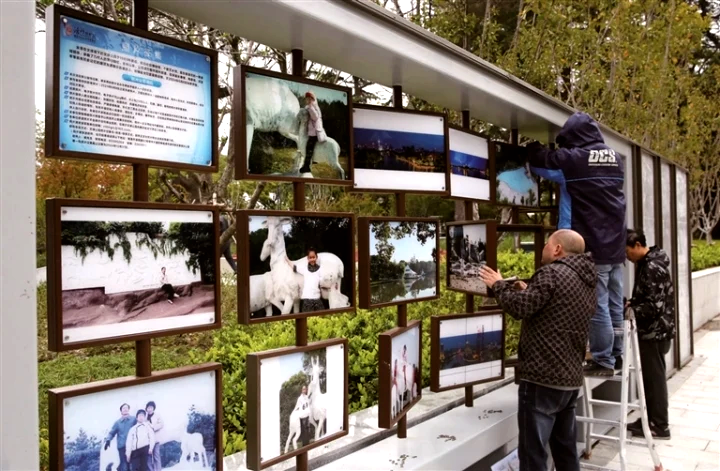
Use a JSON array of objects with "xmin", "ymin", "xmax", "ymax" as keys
[
  {"xmin": 632, "ymin": 424, "xmax": 671, "ymax": 440},
  {"xmin": 584, "ymin": 361, "xmax": 615, "ymax": 376},
  {"xmin": 626, "ymin": 419, "xmax": 643, "ymax": 434},
  {"xmin": 614, "ymin": 356, "xmax": 623, "ymax": 371}
]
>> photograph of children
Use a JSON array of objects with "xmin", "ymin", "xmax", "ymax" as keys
[
  {"xmin": 243, "ymin": 213, "xmax": 353, "ymax": 320},
  {"xmin": 437, "ymin": 313, "xmax": 503, "ymax": 389},
  {"xmin": 367, "ymin": 220, "xmax": 438, "ymax": 306},
  {"xmin": 55, "ymin": 205, "xmax": 217, "ymax": 345},
  {"xmin": 449, "ymin": 128, "xmax": 491, "ymax": 201},
  {"xmin": 386, "ymin": 323, "xmax": 422, "ymax": 422},
  {"xmin": 257, "ymin": 343, "xmax": 345, "ymax": 465},
  {"xmin": 448, "ymin": 223, "xmax": 490, "ymax": 296},
  {"xmin": 494, "ymin": 142, "xmax": 539, "ymax": 207},
  {"xmin": 353, "ymin": 107, "xmax": 447, "ymax": 192},
  {"xmin": 57, "ymin": 367, "xmax": 218, "ymax": 471},
  {"xmin": 242, "ymin": 68, "xmax": 351, "ymax": 181}
]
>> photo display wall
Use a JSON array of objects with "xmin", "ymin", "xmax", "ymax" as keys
[
  {"xmin": 352, "ymin": 105, "xmax": 449, "ymax": 194},
  {"xmin": 46, "ymin": 199, "xmax": 221, "ymax": 351},
  {"xmin": 448, "ymin": 127, "xmax": 495, "ymax": 202},
  {"xmin": 45, "ymin": 5, "xmax": 219, "ymax": 171},
  {"xmin": 234, "ymin": 66, "xmax": 353, "ymax": 185},
  {"xmin": 378, "ymin": 321, "xmax": 422, "ymax": 429},
  {"xmin": 246, "ymin": 339, "xmax": 348, "ymax": 470},
  {"xmin": 236, "ymin": 210, "xmax": 356, "ymax": 323},
  {"xmin": 48, "ymin": 363, "xmax": 223, "ymax": 471},
  {"xmin": 446, "ymin": 220, "xmax": 498, "ymax": 297},
  {"xmin": 357, "ymin": 217, "xmax": 441, "ymax": 309},
  {"xmin": 430, "ymin": 311, "xmax": 505, "ymax": 392}
]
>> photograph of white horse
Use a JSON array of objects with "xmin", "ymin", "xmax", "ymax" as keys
[
  {"xmin": 385, "ymin": 322, "xmax": 421, "ymax": 423},
  {"xmin": 244, "ymin": 214, "xmax": 354, "ymax": 320},
  {"xmin": 242, "ymin": 69, "xmax": 351, "ymax": 181}
]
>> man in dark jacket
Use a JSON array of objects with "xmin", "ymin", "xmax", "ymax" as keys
[
  {"xmin": 528, "ymin": 112, "xmax": 626, "ymax": 375},
  {"xmin": 480, "ymin": 230, "xmax": 597, "ymax": 471},
  {"xmin": 625, "ymin": 229, "xmax": 676, "ymax": 440},
  {"xmin": 220, "ymin": 214, "xmax": 237, "ymax": 274}
]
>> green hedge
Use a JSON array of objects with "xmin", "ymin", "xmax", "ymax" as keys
[
  {"xmin": 37, "ymin": 252, "xmax": 535, "ymax": 468},
  {"xmin": 692, "ymin": 240, "xmax": 720, "ymax": 272}
]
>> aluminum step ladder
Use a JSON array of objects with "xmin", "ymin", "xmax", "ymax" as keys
[{"xmin": 576, "ymin": 308, "xmax": 664, "ymax": 471}]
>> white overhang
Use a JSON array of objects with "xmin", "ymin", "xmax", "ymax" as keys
[{"xmin": 150, "ymin": 0, "xmax": 664, "ymax": 156}]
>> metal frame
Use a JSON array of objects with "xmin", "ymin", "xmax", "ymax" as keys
[
  {"xmin": 235, "ymin": 209, "xmax": 357, "ymax": 324},
  {"xmin": 445, "ymin": 220, "xmax": 498, "ymax": 297},
  {"xmin": 233, "ymin": 64, "xmax": 354, "ymax": 186},
  {"xmin": 45, "ymin": 198, "xmax": 222, "ymax": 351},
  {"xmin": 44, "ymin": 4, "xmax": 219, "ymax": 172},
  {"xmin": 446, "ymin": 125, "xmax": 496, "ymax": 203},
  {"xmin": 378, "ymin": 320, "xmax": 422, "ymax": 429},
  {"xmin": 357, "ymin": 216, "xmax": 441, "ymax": 309},
  {"xmin": 429, "ymin": 310, "xmax": 505, "ymax": 393},
  {"xmin": 245, "ymin": 338, "xmax": 349, "ymax": 470},
  {"xmin": 48, "ymin": 362, "xmax": 224, "ymax": 471},
  {"xmin": 351, "ymin": 104, "xmax": 450, "ymax": 195}
]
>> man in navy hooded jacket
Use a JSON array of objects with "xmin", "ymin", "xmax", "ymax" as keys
[{"xmin": 528, "ymin": 112, "xmax": 626, "ymax": 375}]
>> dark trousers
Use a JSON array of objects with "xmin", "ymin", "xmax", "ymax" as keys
[
  {"xmin": 129, "ymin": 446, "xmax": 150, "ymax": 471},
  {"xmin": 639, "ymin": 339, "xmax": 671, "ymax": 429},
  {"xmin": 300, "ymin": 417, "xmax": 310, "ymax": 446},
  {"xmin": 118, "ymin": 447, "xmax": 129, "ymax": 471},
  {"xmin": 518, "ymin": 381, "xmax": 580, "ymax": 471},
  {"xmin": 222, "ymin": 244, "xmax": 237, "ymax": 273},
  {"xmin": 161, "ymin": 284, "xmax": 174, "ymax": 301},
  {"xmin": 301, "ymin": 136, "xmax": 318, "ymax": 172}
]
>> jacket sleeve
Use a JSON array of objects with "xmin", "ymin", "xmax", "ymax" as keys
[
  {"xmin": 493, "ymin": 267, "xmax": 556, "ymax": 320},
  {"xmin": 630, "ymin": 261, "xmax": 668, "ymax": 322},
  {"xmin": 307, "ymin": 104, "xmax": 320, "ymax": 122},
  {"xmin": 527, "ymin": 142, "xmax": 573, "ymax": 171},
  {"xmin": 529, "ymin": 166, "xmax": 565, "ymax": 184},
  {"xmin": 105, "ymin": 422, "xmax": 118, "ymax": 443}
]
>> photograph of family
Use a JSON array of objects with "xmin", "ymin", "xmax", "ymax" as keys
[
  {"xmin": 494, "ymin": 142, "xmax": 539, "ymax": 207},
  {"xmin": 255, "ymin": 342, "xmax": 345, "ymax": 465},
  {"xmin": 56, "ymin": 205, "xmax": 217, "ymax": 345},
  {"xmin": 367, "ymin": 220, "xmax": 438, "ymax": 306},
  {"xmin": 437, "ymin": 313, "xmax": 503, "ymax": 389},
  {"xmin": 242, "ymin": 68, "xmax": 351, "ymax": 181},
  {"xmin": 353, "ymin": 107, "xmax": 447, "ymax": 192},
  {"xmin": 243, "ymin": 213, "xmax": 353, "ymax": 319},
  {"xmin": 59, "ymin": 369, "xmax": 218, "ymax": 471},
  {"xmin": 449, "ymin": 128, "xmax": 491, "ymax": 201},
  {"xmin": 385, "ymin": 323, "xmax": 422, "ymax": 422},
  {"xmin": 447, "ymin": 223, "xmax": 490, "ymax": 296}
]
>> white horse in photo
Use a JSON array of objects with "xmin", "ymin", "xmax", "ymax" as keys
[
  {"xmin": 308, "ymin": 356, "xmax": 327, "ymax": 440},
  {"xmin": 395, "ymin": 357, "xmax": 417, "ymax": 411},
  {"xmin": 260, "ymin": 217, "xmax": 303, "ymax": 315},
  {"xmin": 179, "ymin": 432, "xmax": 208, "ymax": 468}
]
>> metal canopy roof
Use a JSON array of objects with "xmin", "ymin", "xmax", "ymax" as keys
[{"xmin": 150, "ymin": 0, "xmax": 658, "ymax": 156}]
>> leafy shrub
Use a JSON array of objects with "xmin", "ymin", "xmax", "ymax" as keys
[{"xmin": 691, "ymin": 240, "xmax": 720, "ymax": 272}]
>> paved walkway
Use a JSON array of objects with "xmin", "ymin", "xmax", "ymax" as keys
[{"xmin": 586, "ymin": 319, "xmax": 720, "ymax": 471}]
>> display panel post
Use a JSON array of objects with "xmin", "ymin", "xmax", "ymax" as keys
[{"xmin": 461, "ymin": 109, "xmax": 474, "ymax": 407}]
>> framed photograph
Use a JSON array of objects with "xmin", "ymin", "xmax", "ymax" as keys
[
  {"xmin": 236, "ymin": 210, "xmax": 356, "ymax": 324},
  {"xmin": 45, "ymin": 5, "xmax": 218, "ymax": 171},
  {"xmin": 234, "ymin": 65, "xmax": 353, "ymax": 185},
  {"xmin": 448, "ymin": 126, "xmax": 495, "ymax": 202},
  {"xmin": 446, "ymin": 221, "xmax": 498, "ymax": 296},
  {"xmin": 246, "ymin": 339, "xmax": 348, "ymax": 470},
  {"xmin": 430, "ymin": 311, "xmax": 505, "ymax": 392},
  {"xmin": 378, "ymin": 320, "xmax": 422, "ymax": 429},
  {"xmin": 493, "ymin": 142, "xmax": 540, "ymax": 208},
  {"xmin": 357, "ymin": 217, "xmax": 440, "ymax": 309},
  {"xmin": 49, "ymin": 363, "xmax": 223, "ymax": 471},
  {"xmin": 352, "ymin": 105, "xmax": 449, "ymax": 194},
  {"xmin": 46, "ymin": 199, "xmax": 220, "ymax": 351}
]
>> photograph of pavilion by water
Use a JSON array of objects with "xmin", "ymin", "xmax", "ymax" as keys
[
  {"xmin": 449, "ymin": 127, "xmax": 492, "ymax": 201},
  {"xmin": 353, "ymin": 106, "xmax": 448, "ymax": 193},
  {"xmin": 431, "ymin": 312, "xmax": 504, "ymax": 391},
  {"xmin": 494, "ymin": 142, "xmax": 539, "ymax": 207},
  {"xmin": 359, "ymin": 217, "xmax": 440, "ymax": 308}
]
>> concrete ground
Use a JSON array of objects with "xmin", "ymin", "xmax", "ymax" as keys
[{"xmin": 583, "ymin": 317, "xmax": 720, "ymax": 471}]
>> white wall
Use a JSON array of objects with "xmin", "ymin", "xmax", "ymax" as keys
[
  {"xmin": 692, "ymin": 267, "xmax": 720, "ymax": 331},
  {"xmin": 0, "ymin": 1, "xmax": 39, "ymax": 470},
  {"xmin": 62, "ymin": 233, "xmax": 201, "ymax": 294}
]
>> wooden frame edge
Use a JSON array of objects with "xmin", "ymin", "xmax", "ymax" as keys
[{"xmin": 445, "ymin": 220, "xmax": 498, "ymax": 297}]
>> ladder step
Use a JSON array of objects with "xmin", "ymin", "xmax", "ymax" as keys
[
  {"xmin": 590, "ymin": 433, "xmax": 620, "ymax": 443},
  {"xmin": 580, "ymin": 464, "xmax": 619, "ymax": 471},
  {"xmin": 588, "ymin": 398, "xmax": 640, "ymax": 409},
  {"xmin": 576, "ymin": 417, "xmax": 621, "ymax": 427},
  {"xmin": 628, "ymin": 438, "xmax": 657, "ymax": 447}
]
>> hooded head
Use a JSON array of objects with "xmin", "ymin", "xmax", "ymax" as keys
[{"xmin": 556, "ymin": 112, "xmax": 605, "ymax": 149}]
